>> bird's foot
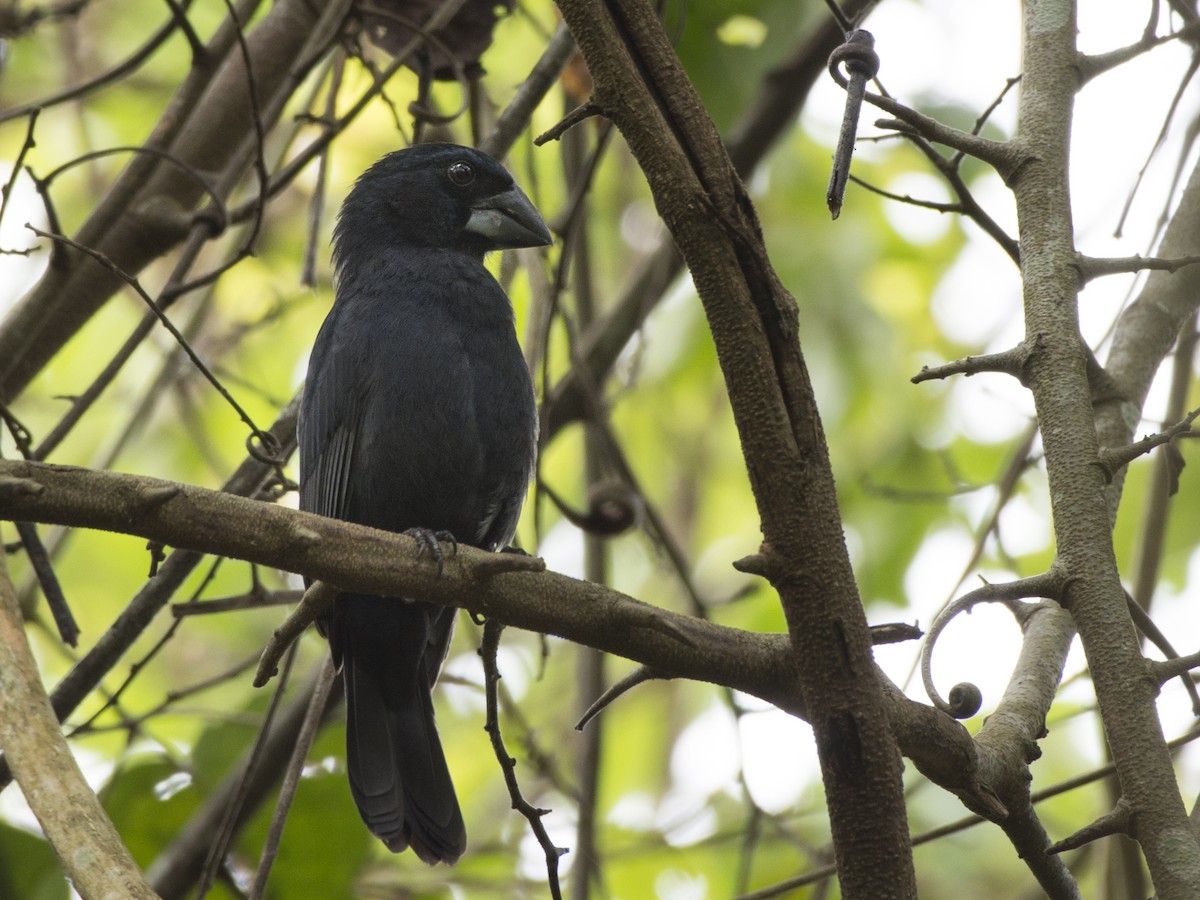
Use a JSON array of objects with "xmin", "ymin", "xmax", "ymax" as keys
[
  {"xmin": 404, "ymin": 528, "xmax": 458, "ymax": 576},
  {"xmin": 499, "ymin": 544, "xmax": 531, "ymax": 557}
]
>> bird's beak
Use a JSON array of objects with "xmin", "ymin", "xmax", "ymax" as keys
[{"xmin": 466, "ymin": 185, "xmax": 552, "ymax": 249}]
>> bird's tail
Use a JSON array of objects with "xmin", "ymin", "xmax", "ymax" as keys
[{"xmin": 336, "ymin": 595, "xmax": 466, "ymax": 864}]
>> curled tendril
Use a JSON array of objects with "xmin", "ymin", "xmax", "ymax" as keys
[
  {"xmin": 246, "ymin": 429, "xmax": 285, "ymax": 467},
  {"xmin": 916, "ymin": 573, "xmax": 1070, "ymax": 724},
  {"xmin": 920, "ymin": 590, "xmax": 989, "ymax": 719},
  {"xmin": 920, "ymin": 571, "xmax": 1065, "ymax": 719},
  {"xmin": 947, "ymin": 682, "xmax": 984, "ymax": 719},
  {"xmin": 582, "ymin": 481, "xmax": 642, "ymax": 535},
  {"xmin": 827, "ymin": 29, "xmax": 880, "ymax": 89},
  {"xmin": 541, "ymin": 479, "xmax": 642, "ymax": 537},
  {"xmin": 826, "ymin": 29, "xmax": 880, "ymax": 219}
]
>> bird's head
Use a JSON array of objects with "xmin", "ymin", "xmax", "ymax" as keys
[{"xmin": 333, "ymin": 143, "xmax": 552, "ymax": 262}]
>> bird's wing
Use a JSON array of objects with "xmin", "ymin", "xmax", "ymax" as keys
[
  {"xmin": 476, "ymin": 470, "xmax": 530, "ymax": 551},
  {"xmin": 300, "ymin": 420, "xmax": 357, "ymax": 522},
  {"xmin": 299, "ymin": 301, "xmax": 365, "ymax": 524},
  {"xmin": 422, "ymin": 604, "xmax": 459, "ymax": 687}
]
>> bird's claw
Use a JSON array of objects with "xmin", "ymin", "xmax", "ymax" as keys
[{"xmin": 404, "ymin": 528, "xmax": 458, "ymax": 575}]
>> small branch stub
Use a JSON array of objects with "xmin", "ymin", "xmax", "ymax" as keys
[
  {"xmin": 1050, "ymin": 798, "xmax": 1134, "ymax": 854},
  {"xmin": 1095, "ymin": 405, "xmax": 1199, "ymax": 482},
  {"xmin": 254, "ymin": 581, "xmax": 338, "ymax": 687},
  {"xmin": 912, "ymin": 337, "xmax": 1040, "ymax": 386}
]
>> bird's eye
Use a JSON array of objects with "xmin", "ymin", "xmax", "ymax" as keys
[{"xmin": 447, "ymin": 162, "xmax": 475, "ymax": 186}]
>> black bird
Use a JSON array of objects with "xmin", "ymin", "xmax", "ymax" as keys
[{"xmin": 298, "ymin": 143, "xmax": 549, "ymax": 864}]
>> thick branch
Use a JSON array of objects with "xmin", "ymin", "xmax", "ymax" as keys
[
  {"xmin": 0, "ymin": 458, "xmax": 800, "ymax": 713},
  {"xmin": 555, "ymin": 1, "xmax": 915, "ymax": 895},
  {"xmin": 0, "ymin": 539, "xmax": 158, "ymax": 899},
  {"xmin": 0, "ymin": 459, "xmax": 1008, "ymax": 830},
  {"xmin": 973, "ymin": 600, "xmax": 1081, "ymax": 898},
  {"xmin": 544, "ymin": 0, "xmax": 881, "ymax": 437},
  {"xmin": 1011, "ymin": 2, "xmax": 1200, "ymax": 894}
]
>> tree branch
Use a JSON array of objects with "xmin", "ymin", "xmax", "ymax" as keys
[
  {"xmin": 543, "ymin": 0, "xmax": 882, "ymax": 437},
  {"xmin": 0, "ymin": 458, "xmax": 800, "ymax": 713},
  {"xmin": 1010, "ymin": 2, "xmax": 1200, "ymax": 894},
  {"xmin": 1077, "ymin": 252, "xmax": 1200, "ymax": 283},
  {"xmin": 911, "ymin": 339, "xmax": 1037, "ymax": 386},
  {"xmin": 1095, "ymin": 405, "xmax": 1199, "ymax": 480},
  {"xmin": 0, "ymin": 538, "xmax": 158, "ymax": 899},
  {"xmin": 0, "ymin": 0, "xmax": 352, "ymax": 404},
  {"xmin": 867, "ymin": 99, "xmax": 1026, "ymax": 180},
  {"xmin": 555, "ymin": 1, "xmax": 915, "ymax": 894},
  {"xmin": 0, "ymin": 458, "xmax": 1017, "ymax": 841}
]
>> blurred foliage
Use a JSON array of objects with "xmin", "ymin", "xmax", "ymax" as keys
[{"xmin": 0, "ymin": 0, "xmax": 1196, "ymax": 898}]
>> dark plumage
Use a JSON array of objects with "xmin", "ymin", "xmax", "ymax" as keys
[{"xmin": 298, "ymin": 143, "xmax": 549, "ymax": 864}]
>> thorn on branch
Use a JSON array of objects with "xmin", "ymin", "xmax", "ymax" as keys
[
  {"xmin": 139, "ymin": 483, "xmax": 181, "ymax": 512},
  {"xmin": 1094, "ymin": 405, "xmax": 1199, "ymax": 482},
  {"xmin": 632, "ymin": 604, "xmax": 698, "ymax": 648},
  {"xmin": 1146, "ymin": 650, "xmax": 1200, "ymax": 690},
  {"xmin": 874, "ymin": 116, "xmax": 915, "ymax": 136},
  {"xmin": 469, "ymin": 551, "xmax": 546, "ymax": 581},
  {"xmin": 535, "ymin": 99, "xmax": 603, "ymax": 146},
  {"xmin": 1125, "ymin": 590, "xmax": 1200, "ymax": 715},
  {"xmin": 289, "ymin": 524, "xmax": 322, "ymax": 547},
  {"xmin": 732, "ymin": 552, "xmax": 772, "ymax": 578},
  {"xmin": 1076, "ymin": 251, "xmax": 1200, "ymax": 284},
  {"xmin": 1049, "ymin": 798, "xmax": 1133, "ymax": 854},
  {"xmin": 868, "ymin": 621, "xmax": 923, "ymax": 646},
  {"xmin": 911, "ymin": 337, "xmax": 1040, "ymax": 387},
  {"xmin": 0, "ymin": 474, "xmax": 46, "ymax": 500},
  {"xmin": 254, "ymin": 582, "xmax": 338, "ymax": 687},
  {"xmin": 576, "ymin": 665, "xmax": 666, "ymax": 731},
  {"xmin": 826, "ymin": 29, "xmax": 879, "ymax": 219}
]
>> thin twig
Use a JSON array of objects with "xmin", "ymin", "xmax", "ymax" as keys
[
  {"xmin": 911, "ymin": 339, "xmax": 1037, "ymax": 385},
  {"xmin": 195, "ymin": 642, "xmax": 298, "ymax": 899},
  {"xmin": 248, "ymin": 654, "xmax": 337, "ymax": 900},
  {"xmin": 480, "ymin": 620, "xmax": 566, "ymax": 897},
  {"xmin": 27, "ymin": 227, "xmax": 283, "ymax": 466},
  {"xmin": 1095, "ymin": 405, "xmax": 1200, "ymax": 479}
]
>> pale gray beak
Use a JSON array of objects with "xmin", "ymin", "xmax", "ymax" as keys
[{"xmin": 466, "ymin": 185, "xmax": 552, "ymax": 249}]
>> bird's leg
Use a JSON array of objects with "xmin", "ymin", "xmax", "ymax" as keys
[{"xmin": 404, "ymin": 527, "xmax": 458, "ymax": 576}]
